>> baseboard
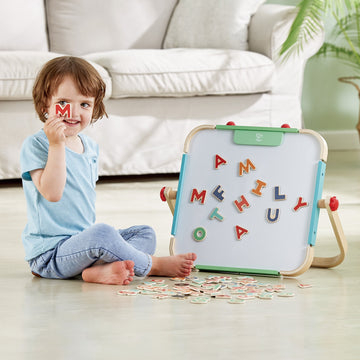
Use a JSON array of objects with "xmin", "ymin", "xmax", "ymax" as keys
[{"xmin": 318, "ymin": 130, "xmax": 360, "ymax": 150}]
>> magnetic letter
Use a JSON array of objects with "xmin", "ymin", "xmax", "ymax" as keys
[
  {"xmin": 293, "ymin": 197, "xmax": 309, "ymax": 211},
  {"xmin": 266, "ymin": 208, "xmax": 280, "ymax": 223},
  {"xmin": 190, "ymin": 189, "xmax": 206, "ymax": 204},
  {"xmin": 233, "ymin": 195, "xmax": 250, "ymax": 213},
  {"xmin": 239, "ymin": 159, "xmax": 256, "ymax": 176},
  {"xmin": 251, "ymin": 180, "xmax": 267, "ymax": 196},
  {"xmin": 274, "ymin": 186, "xmax": 286, "ymax": 201},
  {"xmin": 235, "ymin": 226, "xmax": 248, "ymax": 240},
  {"xmin": 209, "ymin": 208, "xmax": 224, "ymax": 222},
  {"xmin": 193, "ymin": 227, "xmax": 206, "ymax": 241},
  {"xmin": 215, "ymin": 154, "xmax": 227, "ymax": 169},
  {"xmin": 55, "ymin": 103, "xmax": 71, "ymax": 118},
  {"xmin": 212, "ymin": 185, "xmax": 225, "ymax": 202}
]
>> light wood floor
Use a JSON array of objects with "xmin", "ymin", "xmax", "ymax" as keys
[{"xmin": 0, "ymin": 150, "xmax": 359, "ymax": 360}]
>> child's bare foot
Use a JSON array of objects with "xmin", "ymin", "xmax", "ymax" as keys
[
  {"xmin": 148, "ymin": 253, "xmax": 197, "ymax": 277},
  {"xmin": 82, "ymin": 260, "xmax": 134, "ymax": 285}
]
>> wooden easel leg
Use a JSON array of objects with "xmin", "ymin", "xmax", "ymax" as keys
[
  {"xmin": 312, "ymin": 196, "xmax": 347, "ymax": 268},
  {"xmin": 169, "ymin": 236, "xmax": 175, "ymax": 256},
  {"xmin": 160, "ymin": 187, "xmax": 177, "ymax": 215},
  {"xmin": 160, "ymin": 187, "xmax": 178, "ymax": 255}
]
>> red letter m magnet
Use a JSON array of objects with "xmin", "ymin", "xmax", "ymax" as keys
[{"xmin": 55, "ymin": 103, "xmax": 71, "ymax": 118}]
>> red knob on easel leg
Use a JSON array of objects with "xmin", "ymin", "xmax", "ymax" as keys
[
  {"xmin": 226, "ymin": 121, "xmax": 236, "ymax": 126},
  {"xmin": 329, "ymin": 196, "xmax": 339, "ymax": 211},
  {"xmin": 160, "ymin": 187, "xmax": 166, "ymax": 202},
  {"xmin": 281, "ymin": 124, "xmax": 290, "ymax": 128}
]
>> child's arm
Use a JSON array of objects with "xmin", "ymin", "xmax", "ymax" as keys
[{"xmin": 30, "ymin": 115, "xmax": 67, "ymax": 202}]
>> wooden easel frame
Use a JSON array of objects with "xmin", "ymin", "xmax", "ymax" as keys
[
  {"xmin": 161, "ymin": 188, "xmax": 347, "ymax": 275},
  {"xmin": 160, "ymin": 125, "xmax": 347, "ymax": 276}
]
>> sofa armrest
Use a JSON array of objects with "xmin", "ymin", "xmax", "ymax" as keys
[
  {"xmin": 249, "ymin": 4, "xmax": 324, "ymax": 60},
  {"xmin": 248, "ymin": 4, "xmax": 324, "ymax": 96}
]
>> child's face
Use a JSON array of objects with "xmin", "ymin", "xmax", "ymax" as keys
[{"xmin": 46, "ymin": 76, "xmax": 95, "ymax": 139}]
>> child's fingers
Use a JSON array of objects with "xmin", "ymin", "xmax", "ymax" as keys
[
  {"xmin": 51, "ymin": 120, "xmax": 66, "ymax": 134},
  {"xmin": 44, "ymin": 115, "xmax": 66, "ymax": 144},
  {"xmin": 45, "ymin": 113, "xmax": 65, "ymax": 125},
  {"xmin": 45, "ymin": 115, "xmax": 66, "ymax": 132}
]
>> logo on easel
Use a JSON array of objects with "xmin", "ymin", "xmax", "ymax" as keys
[{"xmin": 255, "ymin": 133, "xmax": 264, "ymax": 142}]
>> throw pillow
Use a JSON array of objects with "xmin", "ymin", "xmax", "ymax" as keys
[{"xmin": 163, "ymin": 0, "xmax": 265, "ymax": 51}]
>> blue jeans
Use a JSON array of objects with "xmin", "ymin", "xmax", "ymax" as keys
[{"xmin": 29, "ymin": 223, "xmax": 156, "ymax": 279}]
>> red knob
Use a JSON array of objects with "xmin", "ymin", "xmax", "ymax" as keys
[
  {"xmin": 281, "ymin": 124, "xmax": 290, "ymax": 128},
  {"xmin": 329, "ymin": 196, "xmax": 339, "ymax": 211},
  {"xmin": 160, "ymin": 187, "xmax": 166, "ymax": 202},
  {"xmin": 226, "ymin": 121, "xmax": 236, "ymax": 126}
]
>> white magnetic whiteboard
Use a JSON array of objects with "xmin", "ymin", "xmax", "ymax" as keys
[{"xmin": 171, "ymin": 126, "xmax": 327, "ymax": 274}]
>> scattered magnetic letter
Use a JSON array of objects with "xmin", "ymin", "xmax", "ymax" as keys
[
  {"xmin": 266, "ymin": 208, "xmax": 280, "ymax": 223},
  {"xmin": 233, "ymin": 195, "xmax": 250, "ymax": 213},
  {"xmin": 190, "ymin": 189, "xmax": 206, "ymax": 204},
  {"xmin": 239, "ymin": 159, "xmax": 256, "ymax": 176},
  {"xmin": 274, "ymin": 186, "xmax": 286, "ymax": 201},
  {"xmin": 251, "ymin": 180, "xmax": 267, "ymax": 196},
  {"xmin": 235, "ymin": 226, "xmax": 248, "ymax": 240},
  {"xmin": 215, "ymin": 154, "xmax": 227, "ymax": 169},
  {"xmin": 293, "ymin": 197, "xmax": 309, "ymax": 211},
  {"xmin": 212, "ymin": 185, "xmax": 225, "ymax": 201},
  {"xmin": 209, "ymin": 207, "xmax": 224, "ymax": 222},
  {"xmin": 193, "ymin": 227, "xmax": 206, "ymax": 241}
]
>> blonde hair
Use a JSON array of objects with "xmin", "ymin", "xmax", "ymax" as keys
[{"xmin": 33, "ymin": 56, "xmax": 107, "ymax": 123}]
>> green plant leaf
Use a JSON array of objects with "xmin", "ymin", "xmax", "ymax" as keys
[
  {"xmin": 317, "ymin": 42, "xmax": 360, "ymax": 73},
  {"xmin": 280, "ymin": 0, "xmax": 358, "ymax": 59},
  {"xmin": 280, "ymin": 0, "xmax": 324, "ymax": 58}
]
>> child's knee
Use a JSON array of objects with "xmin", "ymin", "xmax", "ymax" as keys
[
  {"xmin": 143, "ymin": 226, "xmax": 156, "ymax": 240},
  {"xmin": 88, "ymin": 223, "xmax": 118, "ymax": 244},
  {"xmin": 142, "ymin": 226, "xmax": 156, "ymax": 252},
  {"xmin": 83, "ymin": 223, "xmax": 121, "ymax": 259}
]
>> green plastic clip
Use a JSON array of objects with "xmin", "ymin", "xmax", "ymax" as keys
[{"xmin": 216, "ymin": 125, "xmax": 298, "ymax": 147}]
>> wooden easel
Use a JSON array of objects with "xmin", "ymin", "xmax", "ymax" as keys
[
  {"xmin": 314, "ymin": 196, "xmax": 347, "ymax": 268},
  {"xmin": 161, "ymin": 188, "xmax": 347, "ymax": 271}
]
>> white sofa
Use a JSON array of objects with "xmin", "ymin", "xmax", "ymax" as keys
[{"xmin": 0, "ymin": 0, "xmax": 324, "ymax": 180}]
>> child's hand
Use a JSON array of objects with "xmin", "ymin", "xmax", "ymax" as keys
[{"xmin": 44, "ymin": 114, "xmax": 66, "ymax": 146}]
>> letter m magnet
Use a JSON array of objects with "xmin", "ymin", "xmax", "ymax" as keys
[{"xmin": 55, "ymin": 103, "xmax": 71, "ymax": 117}]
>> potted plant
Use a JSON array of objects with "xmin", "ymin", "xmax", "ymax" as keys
[{"xmin": 280, "ymin": 0, "xmax": 360, "ymax": 139}]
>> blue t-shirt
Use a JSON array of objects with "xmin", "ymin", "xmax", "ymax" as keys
[{"xmin": 20, "ymin": 129, "xmax": 99, "ymax": 260}]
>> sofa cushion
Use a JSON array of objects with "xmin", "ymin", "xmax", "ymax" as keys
[
  {"xmin": 46, "ymin": 0, "xmax": 177, "ymax": 56},
  {"xmin": 164, "ymin": 0, "xmax": 265, "ymax": 51},
  {"xmin": 0, "ymin": 0, "xmax": 48, "ymax": 51},
  {"xmin": 0, "ymin": 52, "xmax": 112, "ymax": 100},
  {"xmin": 85, "ymin": 49, "xmax": 274, "ymax": 98}
]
